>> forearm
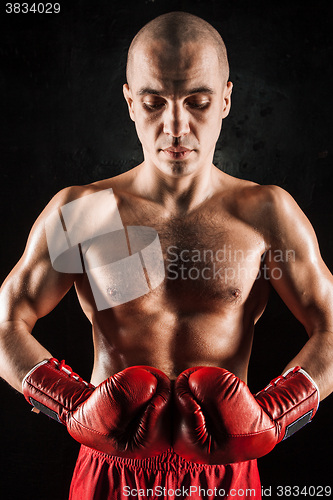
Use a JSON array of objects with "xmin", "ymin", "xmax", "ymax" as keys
[
  {"xmin": 283, "ymin": 329, "xmax": 333, "ymax": 400},
  {"xmin": 0, "ymin": 320, "xmax": 52, "ymax": 393}
]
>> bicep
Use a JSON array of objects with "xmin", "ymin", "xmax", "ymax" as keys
[
  {"xmin": 1, "ymin": 256, "xmax": 74, "ymax": 329},
  {"xmin": 264, "ymin": 188, "xmax": 333, "ymax": 334},
  {"xmin": 267, "ymin": 251, "xmax": 333, "ymax": 334},
  {"xmin": 0, "ymin": 194, "xmax": 77, "ymax": 330}
]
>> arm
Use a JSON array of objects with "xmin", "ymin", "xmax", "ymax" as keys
[
  {"xmin": 1, "ymin": 186, "xmax": 173, "ymax": 457},
  {"xmin": 171, "ymin": 187, "xmax": 330, "ymax": 465},
  {"xmin": 0, "ymin": 188, "xmax": 77, "ymax": 393},
  {"xmin": 263, "ymin": 185, "xmax": 333, "ymax": 400}
]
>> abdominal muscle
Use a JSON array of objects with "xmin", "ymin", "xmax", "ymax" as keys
[
  {"xmin": 73, "ymin": 176, "xmax": 271, "ymax": 386},
  {"xmin": 78, "ymin": 281, "xmax": 268, "ymax": 386}
]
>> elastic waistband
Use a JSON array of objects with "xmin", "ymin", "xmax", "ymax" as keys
[{"xmin": 80, "ymin": 446, "xmax": 229, "ymax": 472}]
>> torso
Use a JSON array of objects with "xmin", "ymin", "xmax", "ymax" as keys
[{"xmin": 73, "ymin": 167, "xmax": 271, "ymax": 384}]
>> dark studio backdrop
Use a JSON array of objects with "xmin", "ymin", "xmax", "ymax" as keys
[{"xmin": 1, "ymin": 0, "xmax": 333, "ymax": 498}]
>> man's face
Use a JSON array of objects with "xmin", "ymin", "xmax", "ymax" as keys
[{"xmin": 124, "ymin": 40, "xmax": 232, "ymax": 178}]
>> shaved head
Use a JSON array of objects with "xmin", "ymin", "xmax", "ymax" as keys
[
  {"xmin": 123, "ymin": 11, "xmax": 233, "ymax": 179},
  {"xmin": 126, "ymin": 12, "xmax": 229, "ymax": 87}
]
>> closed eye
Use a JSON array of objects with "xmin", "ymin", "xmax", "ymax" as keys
[
  {"xmin": 186, "ymin": 99, "xmax": 210, "ymax": 109},
  {"xmin": 143, "ymin": 101, "xmax": 166, "ymax": 111},
  {"xmin": 142, "ymin": 96, "xmax": 210, "ymax": 111}
]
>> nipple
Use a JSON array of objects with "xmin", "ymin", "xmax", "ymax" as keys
[{"xmin": 107, "ymin": 285, "xmax": 118, "ymax": 298}]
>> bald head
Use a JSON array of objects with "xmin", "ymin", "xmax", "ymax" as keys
[{"xmin": 126, "ymin": 12, "xmax": 229, "ymax": 87}]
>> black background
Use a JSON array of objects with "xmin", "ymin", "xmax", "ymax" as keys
[{"xmin": 1, "ymin": 0, "xmax": 333, "ymax": 499}]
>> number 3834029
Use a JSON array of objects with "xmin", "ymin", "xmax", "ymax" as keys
[
  {"xmin": 275, "ymin": 485, "xmax": 331, "ymax": 497},
  {"xmin": 6, "ymin": 3, "xmax": 60, "ymax": 13}
]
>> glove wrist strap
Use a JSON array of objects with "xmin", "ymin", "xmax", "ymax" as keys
[
  {"xmin": 22, "ymin": 359, "xmax": 50, "ymax": 393},
  {"xmin": 282, "ymin": 367, "xmax": 320, "ymax": 406},
  {"xmin": 22, "ymin": 358, "xmax": 94, "ymax": 424}
]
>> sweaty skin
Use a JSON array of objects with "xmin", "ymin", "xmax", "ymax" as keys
[{"xmin": 1, "ymin": 36, "xmax": 333, "ymax": 401}]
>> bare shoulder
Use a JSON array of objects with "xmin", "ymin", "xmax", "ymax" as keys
[
  {"xmin": 215, "ymin": 173, "xmax": 315, "ymax": 246},
  {"xmin": 242, "ymin": 182, "xmax": 317, "ymax": 250},
  {"xmin": 21, "ymin": 183, "xmax": 106, "ymax": 257},
  {"xmin": 45, "ymin": 182, "xmax": 112, "ymax": 211},
  {"xmin": 36, "ymin": 175, "xmax": 126, "ymax": 220},
  {"xmin": 28, "ymin": 169, "xmax": 137, "ymax": 249},
  {"xmin": 240, "ymin": 183, "xmax": 310, "ymax": 230},
  {"xmin": 223, "ymin": 177, "xmax": 302, "ymax": 225},
  {"xmin": 26, "ymin": 185, "xmax": 93, "ymax": 242},
  {"xmin": 223, "ymin": 176, "xmax": 291, "ymax": 210},
  {"xmin": 240, "ymin": 183, "xmax": 299, "ymax": 214}
]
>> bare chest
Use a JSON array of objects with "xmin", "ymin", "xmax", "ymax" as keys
[
  {"xmin": 76, "ymin": 200, "xmax": 266, "ymax": 315},
  {"xmin": 155, "ymin": 214, "xmax": 264, "ymax": 307}
]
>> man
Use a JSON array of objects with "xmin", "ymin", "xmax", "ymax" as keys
[{"xmin": 1, "ymin": 11, "xmax": 333, "ymax": 500}]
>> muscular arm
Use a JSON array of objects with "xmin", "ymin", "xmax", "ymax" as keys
[
  {"xmin": 264, "ymin": 186, "xmax": 333, "ymax": 399},
  {"xmin": 0, "ymin": 189, "xmax": 78, "ymax": 393}
]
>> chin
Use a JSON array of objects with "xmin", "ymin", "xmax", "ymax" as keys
[{"xmin": 160, "ymin": 161, "xmax": 199, "ymax": 178}]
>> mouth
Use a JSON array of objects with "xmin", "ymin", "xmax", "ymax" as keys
[{"xmin": 162, "ymin": 147, "xmax": 193, "ymax": 160}]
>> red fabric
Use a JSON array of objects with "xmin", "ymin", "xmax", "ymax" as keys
[{"xmin": 69, "ymin": 446, "xmax": 262, "ymax": 499}]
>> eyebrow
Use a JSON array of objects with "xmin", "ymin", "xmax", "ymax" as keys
[{"xmin": 137, "ymin": 86, "xmax": 216, "ymax": 97}]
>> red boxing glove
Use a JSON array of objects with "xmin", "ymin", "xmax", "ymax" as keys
[
  {"xmin": 23, "ymin": 358, "xmax": 171, "ymax": 458},
  {"xmin": 173, "ymin": 366, "xmax": 319, "ymax": 465}
]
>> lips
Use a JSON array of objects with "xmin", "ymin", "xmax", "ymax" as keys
[{"xmin": 162, "ymin": 147, "xmax": 193, "ymax": 160}]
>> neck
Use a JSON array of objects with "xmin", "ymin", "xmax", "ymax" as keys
[{"xmin": 133, "ymin": 160, "xmax": 217, "ymax": 214}]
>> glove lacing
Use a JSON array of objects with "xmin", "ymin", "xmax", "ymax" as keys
[{"xmin": 50, "ymin": 358, "xmax": 94, "ymax": 388}]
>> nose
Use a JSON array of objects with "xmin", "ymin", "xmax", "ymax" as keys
[{"xmin": 163, "ymin": 102, "xmax": 190, "ymax": 138}]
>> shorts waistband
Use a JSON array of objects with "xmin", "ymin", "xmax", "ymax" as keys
[{"xmin": 81, "ymin": 446, "xmax": 227, "ymax": 472}]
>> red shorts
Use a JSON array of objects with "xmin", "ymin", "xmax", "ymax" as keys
[{"xmin": 69, "ymin": 446, "xmax": 261, "ymax": 500}]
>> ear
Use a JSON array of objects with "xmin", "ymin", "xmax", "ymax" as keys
[
  {"xmin": 123, "ymin": 84, "xmax": 135, "ymax": 122},
  {"xmin": 222, "ymin": 81, "xmax": 233, "ymax": 119}
]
